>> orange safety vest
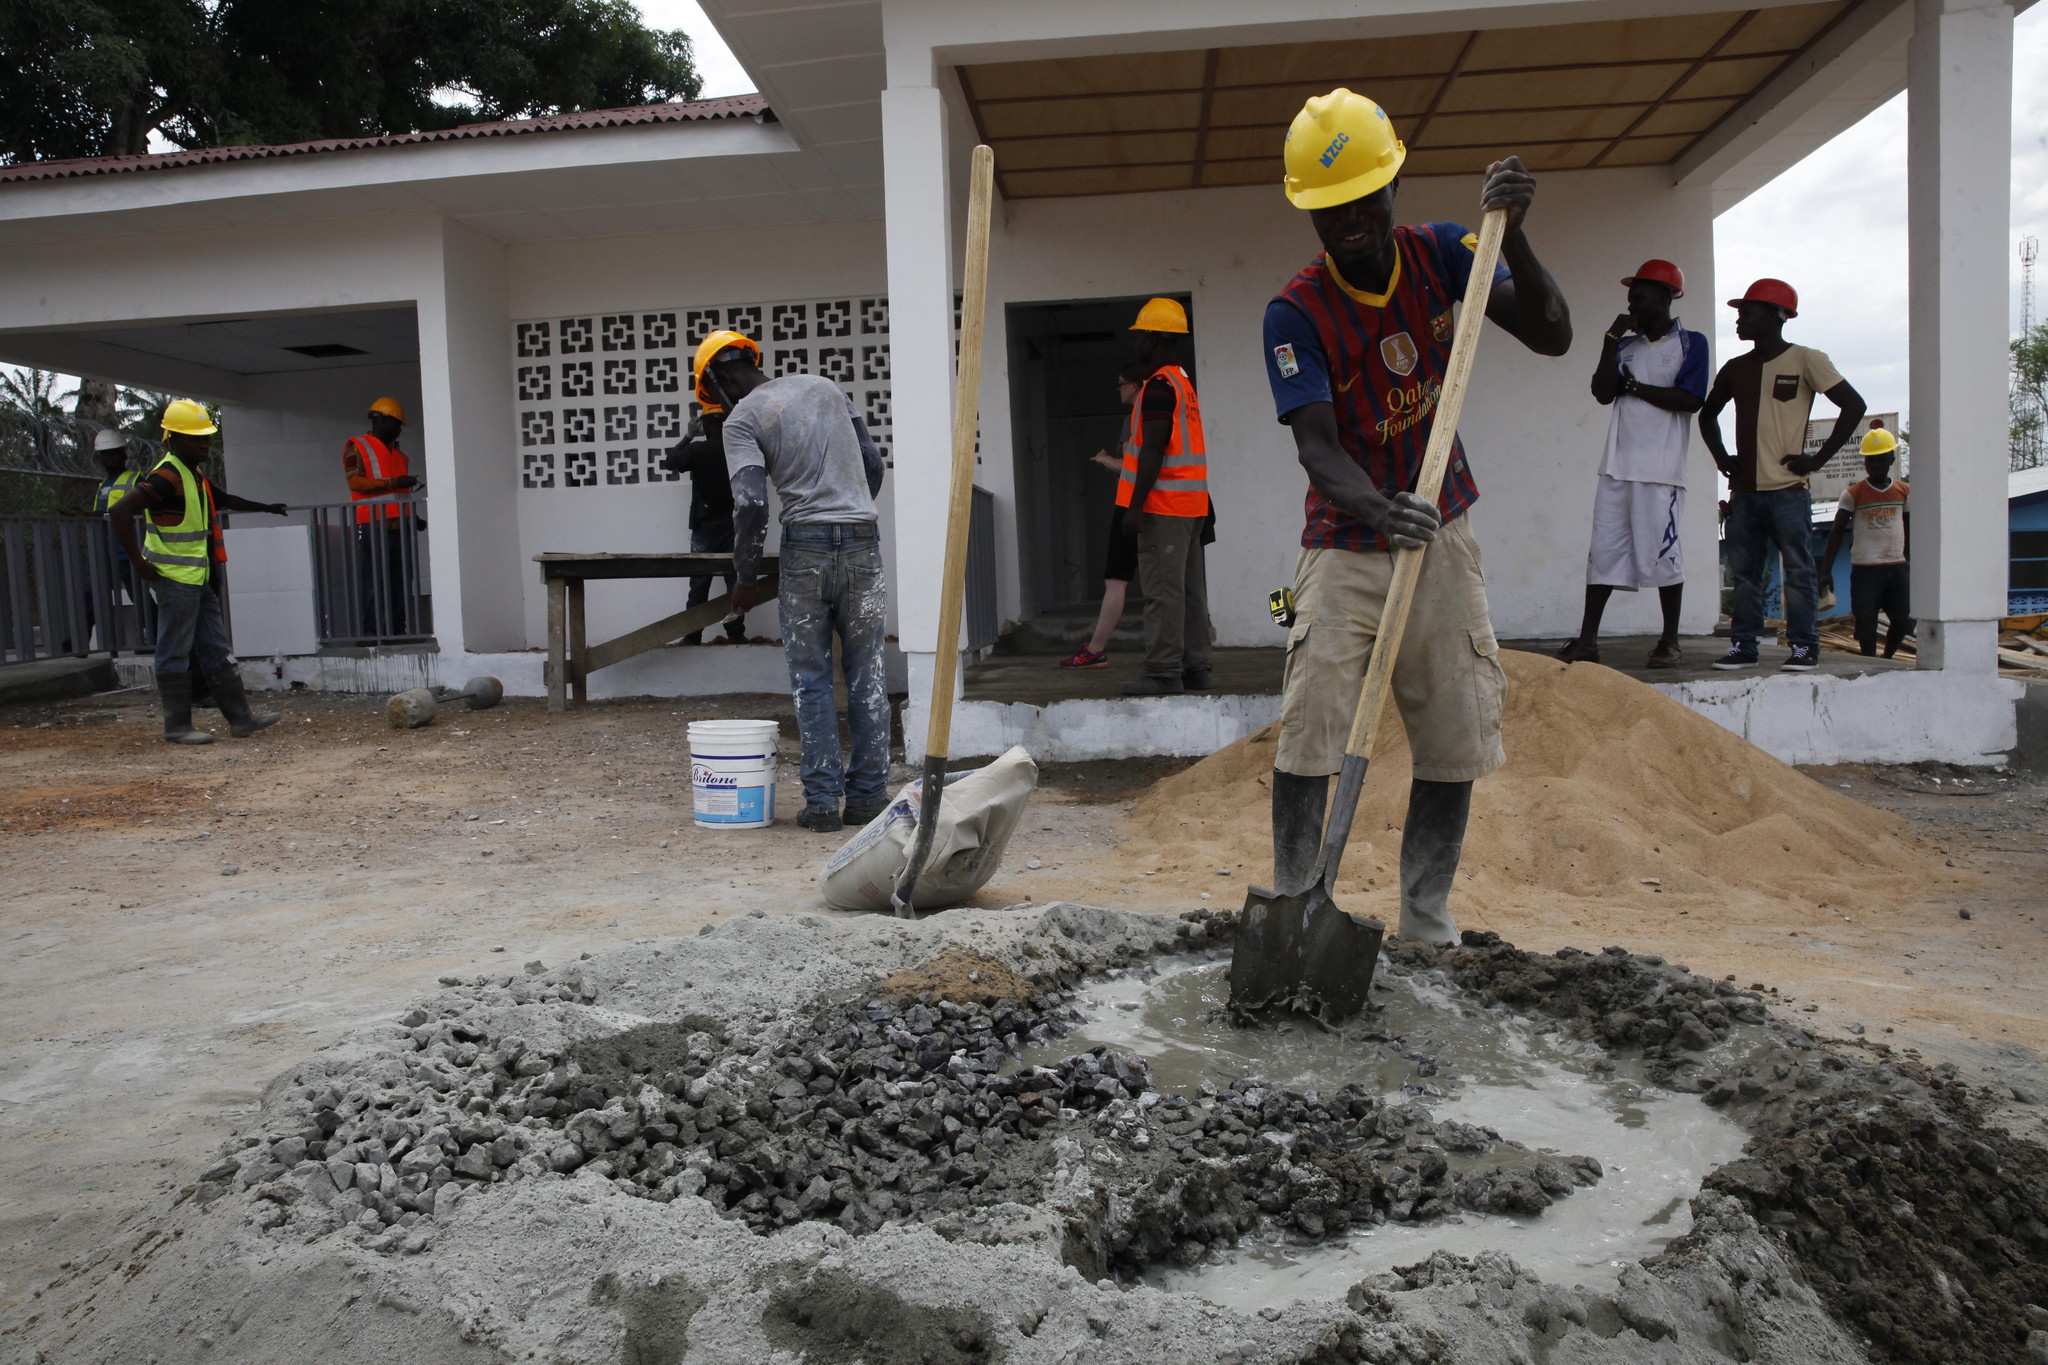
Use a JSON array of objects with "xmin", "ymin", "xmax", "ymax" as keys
[
  {"xmin": 347, "ymin": 433, "xmax": 410, "ymax": 525},
  {"xmin": 1116, "ymin": 365, "xmax": 1209, "ymax": 517}
]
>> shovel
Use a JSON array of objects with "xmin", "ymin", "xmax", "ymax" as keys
[
  {"xmin": 892, "ymin": 144, "xmax": 997, "ymax": 919},
  {"xmin": 1229, "ymin": 204, "xmax": 1508, "ymax": 1021}
]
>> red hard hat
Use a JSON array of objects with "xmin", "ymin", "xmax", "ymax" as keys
[
  {"xmin": 1727, "ymin": 278, "xmax": 1798, "ymax": 318},
  {"xmin": 1621, "ymin": 259, "xmax": 1684, "ymax": 297}
]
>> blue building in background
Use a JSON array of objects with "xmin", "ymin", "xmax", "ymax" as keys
[{"xmin": 2013, "ymin": 467, "xmax": 2048, "ymax": 617}]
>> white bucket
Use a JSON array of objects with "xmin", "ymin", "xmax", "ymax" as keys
[{"xmin": 688, "ymin": 719, "xmax": 780, "ymax": 829}]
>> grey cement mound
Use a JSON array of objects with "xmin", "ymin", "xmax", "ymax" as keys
[{"xmin": 7, "ymin": 906, "xmax": 2045, "ymax": 1364}]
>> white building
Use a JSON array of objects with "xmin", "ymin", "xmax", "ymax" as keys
[{"xmin": 0, "ymin": 0, "xmax": 2023, "ymax": 764}]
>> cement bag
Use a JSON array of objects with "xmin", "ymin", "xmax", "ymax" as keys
[{"xmin": 820, "ymin": 745, "xmax": 1038, "ymax": 911}]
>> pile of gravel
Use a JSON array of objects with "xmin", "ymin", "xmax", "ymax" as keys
[
  {"xmin": 24, "ymin": 906, "xmax": 1942, "ymax": 1365},
  {"xmin": 199, "ymin": 907, "xmax": 1603, "ymax": 1275}
]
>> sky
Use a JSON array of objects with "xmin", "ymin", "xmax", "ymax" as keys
[{"xmin": 638, "ymin": 0, "xmax": 2048, "ymax": 429}]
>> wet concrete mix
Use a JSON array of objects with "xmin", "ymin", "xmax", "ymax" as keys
[{"xmin": 9, "ymin": 903, "xmax": 2046, "ymax": 1364}]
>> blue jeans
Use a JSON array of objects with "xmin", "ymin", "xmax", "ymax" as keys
[
  {"xmin": 1727, "ymin": 488, "xmax": 1817, "ymax": 652},
  {"xmin": 778, "ymin": 523, "xmax": 890, "ymax": 812},
  {"xmin": 150, "ymin": 577, "xmax": 232, "ymax": 674}
]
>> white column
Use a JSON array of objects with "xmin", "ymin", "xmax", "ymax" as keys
[
  {"xmin": 416, "ymin": 219, "xmax": 523, "ymax": 655},
  {"xmin": 1907, "ymin": 0, "xmax": 2013, "ymax": 671},
  {"xmin": 882, "ymin": 75, "xmax": 956, "ymax": 760}
]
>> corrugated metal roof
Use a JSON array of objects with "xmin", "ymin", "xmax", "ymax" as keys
[
  {"xmin": 2013, "ymin": 465, "xmax": 2048, "ymax": 504},
  {"xmin": 0, "ymin": 95, "xmax": 770, "ymax": 185}
]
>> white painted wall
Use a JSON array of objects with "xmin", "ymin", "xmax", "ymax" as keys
[
  {"xmin": 221, "ymin": 362, "xmax": 424, "ymax": 509},
  {"xmin": 973, "ymin": 167, "xmax": 1720, "ymax": 646},
  {"xmin": 505, "ymin": 221, "xmax": 896, "ymax": 660}
]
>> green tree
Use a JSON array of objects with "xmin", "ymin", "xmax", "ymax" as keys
[
  {"xmin": 0, "ymin": 0, "xmax": 700, "ymax": 163},
  {"xmin": 2015, "ymin": 323, "xmax": 2048, "ymax": 472}
]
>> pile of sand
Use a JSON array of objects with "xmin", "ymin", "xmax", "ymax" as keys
[{"xmin": 1124, "ymin": 652, "xmax": 1934, "ymax": 925}]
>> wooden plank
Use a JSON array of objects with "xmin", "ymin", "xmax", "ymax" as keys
[
  {"xmin": 568, "ymin": 578, "xmax": 587, "ymax": 705},
  {"xmin": 582, "ymin": 570, "xmax": 779, "ymax": 675},
  {"xmin": 1997, "ymin": 647, "xmax": 2048, "ymax": 673},
  {"xmin": 546, "ymin": 578, "xmax": 567, "ymax": 712},
  {"xmin": 533, "ymin": 552, "xmax": 776, "ymax": 582}
]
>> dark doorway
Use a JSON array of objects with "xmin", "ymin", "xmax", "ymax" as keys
[{"xmin": 1006, "ymin": 293, "xmax": 1195, "ymax": 618}]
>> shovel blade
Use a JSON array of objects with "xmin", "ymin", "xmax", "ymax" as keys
[
  {"xmin": 1227, "ymin": 883, "xmax": 1304, "ymax": 1013},
  {"xmin": 1228, "ymin": 881, "xmax": 1385, "ymax": 1023}
]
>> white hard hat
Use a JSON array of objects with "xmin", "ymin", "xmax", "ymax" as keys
[{"xmin": 93, "ymin": 428, "xmax": 128, "ymax": 452}]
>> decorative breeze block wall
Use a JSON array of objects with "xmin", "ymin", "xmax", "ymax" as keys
[{"xmin": 512, "ymin": 297, "xmax": 892, "ymax": 492}]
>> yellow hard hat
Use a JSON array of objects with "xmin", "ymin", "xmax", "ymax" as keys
[
  {"xmin": 160, "ymin": 398, "xmax": 217, "ymax": 437},
  {"xmin": 369, "ymin": 396, "xmax": 406, "ymax": 421},
  {"xmin": 1283, "ymin": 88, "xmax": 1406, "ymax": 210},
  {"xmin": 1130, "ymin": 298, "xmax": 1189, "ymax": 334},
  {"xmin": 1860, "ymin": 427, "xmax": 1899, "ymax": 457},
  {"xmin": 693, "ymin": 329, "xmax": 762, "ymax": 411}
]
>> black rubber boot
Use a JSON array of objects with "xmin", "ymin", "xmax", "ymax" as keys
[
  {"xmin": 157, "ymin": 671, "xmax": 214, "ymax": 745},
  {"xmin": 1399, "ymin": 779, "xmax": 1472, "ymax": 943},
  {"xmin": 188, "ymin": 653, "xmax": 218, "ymax": 710},
  {"xmin": 204, "ymin": 666, "xmax": 280, "ymax": 738},
  {"xmin": 1269, "ymin": 769, "xmax": 1329, "ymax": 894},
  {"xmin": 843, "ymin": 800, "xmax": 889, "ymax": 827}
]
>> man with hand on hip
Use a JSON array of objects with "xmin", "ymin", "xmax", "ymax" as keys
[{"xmin": 1699, "ymin": 280, "xmax": 1865, "ymax": 672}]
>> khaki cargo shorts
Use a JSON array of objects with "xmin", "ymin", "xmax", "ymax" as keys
[{"xmin": 1275, "ymin": 514, "xmax": 1507, "ymax": 782}]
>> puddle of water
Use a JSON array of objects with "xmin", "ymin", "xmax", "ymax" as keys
[{"xmin": 1026, "ymin": 957, "xmax": 1748, "ymax": 1302}]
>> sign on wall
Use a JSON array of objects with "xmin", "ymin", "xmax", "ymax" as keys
[
  {"xmin": 1803, "ymin": 411, "xmax": 1902, "ymax": 506},
  {"xmin": 510, "ymin": 296, "xmax": 894, "ymax": 491}
]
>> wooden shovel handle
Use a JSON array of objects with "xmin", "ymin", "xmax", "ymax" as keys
[
  {"xmin": 1343, "ymin": 207, "xmax": 1508, "ymax": 760},
  {"xmin": 921, "ymin": 143, "xmax": 996, "ymax": 762}
]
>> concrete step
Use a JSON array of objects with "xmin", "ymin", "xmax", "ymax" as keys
[
  {"xmin": 998, "ymin": 610, "xmax": 1144, "ymax": 654},
  {"xmin": 0, "ymin": 656, "xmax": 119, "ymax": 707}
]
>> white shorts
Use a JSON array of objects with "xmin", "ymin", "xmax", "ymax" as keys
[{"xmin": 1587, "ymin": 474, "xmax": 1684, "ymax": 590}]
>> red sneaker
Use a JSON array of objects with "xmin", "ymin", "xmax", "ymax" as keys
[{"xmin": 1059, "ymin": 647, "xmax": 1109, "ymax": 669}]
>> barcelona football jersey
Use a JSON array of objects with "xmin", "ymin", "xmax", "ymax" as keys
[{"xmin": 1263, "ymin": 222, "xmax": 1507, "ymax": 551}]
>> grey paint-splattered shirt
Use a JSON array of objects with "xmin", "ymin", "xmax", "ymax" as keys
[{"xmin": 722, "ymin": 374, "xmax": 881, "ymax": 524}]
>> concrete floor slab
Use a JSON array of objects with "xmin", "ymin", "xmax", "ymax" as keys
[{"xmin": 0, "ymin": 656, "xmax": 116, "ymax": 707}]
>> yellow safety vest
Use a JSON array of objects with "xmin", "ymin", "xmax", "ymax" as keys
[
  {"xmin": 140, "ymin": 454, "xmax": 216, "ymax": 586},
  {"xmin": 1117, "ymin": 365, "xmax": 1209, "ymax": 517},
  {"xmin": 93, "ymin": 469, "xmax": 140, "ymax": 513}
]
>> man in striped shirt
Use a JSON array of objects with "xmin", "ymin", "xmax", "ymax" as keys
[{"xmin": 1262, "ymin": 88, "xmax": 1572, "ymax": 943}]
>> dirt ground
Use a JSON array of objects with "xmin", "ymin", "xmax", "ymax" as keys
[{"xmin": 2, "ymin": 685, "xmax": 2043, "ymax": 1323}]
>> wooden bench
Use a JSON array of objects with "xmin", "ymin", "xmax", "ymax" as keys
[{"xmin": 535, "ymin": 552, "xmax": 779, "ymax": 712}]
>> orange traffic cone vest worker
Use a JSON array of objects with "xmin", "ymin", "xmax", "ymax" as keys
[
  {"xmin": 345, "ymin": 397, "xmax": 417, "ymax": 522},
  {"xmin": 1116, "ymin": 297, "xmax": 1210, "ymax": 521}
]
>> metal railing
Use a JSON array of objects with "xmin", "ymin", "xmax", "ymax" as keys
[
  {"xmin": 292, "ymin": 496, "xmax": 432, "ymax": 647},
  {"xmin": 0, "ymin": 515, "xmax": 160, "ymax": 664},
  {"xmin": 964, "ymin": 485, "xmax": 998, "ymax": 655}
]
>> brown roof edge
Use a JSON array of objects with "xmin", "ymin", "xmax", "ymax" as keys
[{"xmin": 0, "ymin": 94, "xmax": 772, "ymax": 185}]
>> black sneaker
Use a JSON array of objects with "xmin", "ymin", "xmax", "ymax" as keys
[
  {"xmin": 1710, "ymin": 648, "xmax": 1758, "ymax": 671},
  {"xmin": 843, "ymin": 800, "xmax": 888, "ymax": 827},
  {"xmin": 1181, "ymin": 669, "xmax": 1213, "ymax": 691},
  {"xmin": 1121, "ymin": 675, "xmax": 1185, "ymax": 696},
  {"xmin": 1782, "ymin": 644, "xmax": 1820, "ymax": 672},
  {"xmin": 796, "ymin": 807, "xmax": 843, "ymax": 833}
]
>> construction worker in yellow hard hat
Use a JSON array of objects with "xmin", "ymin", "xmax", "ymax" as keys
[
  {"xmin": 658, "ymin": 330, "xmax": 765, "ymax": 646},
  {"xmin": 692, "ymin": 330, "xmax": 762, "ymax": 413},
  {"xmin": 109, "ymin": 399, "xmax": 287, "ymax": 743},
  {"xmin": 342, "ymin": 396, "xmax": 420, "ymax": 638},
  {"xmin": 1257, "ymin": 88, "xmax": 1572, "ymax": 948},
  {"xmin": 1118, "ymin": 295, "xmax": 1214, "ymax": 697},
  {"xmin": 1818, "ymin": 422, "xmax": 1913, "ymax": 658}
]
